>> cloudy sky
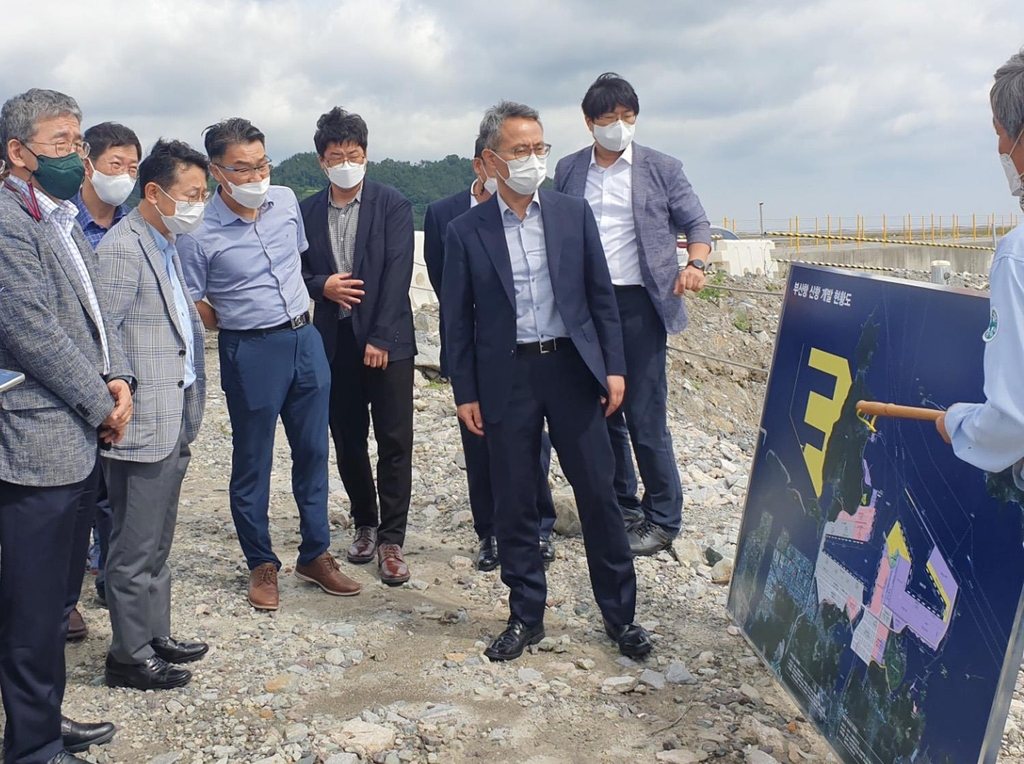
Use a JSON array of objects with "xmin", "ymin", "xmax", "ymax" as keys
[{"xmin": 4, "ymin": 0, "xmax": 1023, "ymax": 229}]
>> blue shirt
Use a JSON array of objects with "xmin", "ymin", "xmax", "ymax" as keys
[
  {"xmin": 178, "ymin": 186, "xmax": 310, "ymax": 331},
  {"xmin": 147, "ymin": 224, "xmax": 196, "ymax": 389},
  {"xmin": 496, "ymin": 192, "xmax": 568, "ymax": 343},
  {"xmin": 74, "ymin": 192, "xmax": 128, "ymax": 249},
  {"xmin": 945, "ymin": 223, "xmax": 1024, "ymax": 488}
]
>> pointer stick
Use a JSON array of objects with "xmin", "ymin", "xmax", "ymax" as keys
[{"xmin": 855, "ymin": 400, "xmax": 942, "ymax": 422}]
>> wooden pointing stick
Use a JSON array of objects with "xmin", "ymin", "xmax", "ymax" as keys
[{"xmin": 855, "ymin": 401, "xmax": 942, "ymax": 422}]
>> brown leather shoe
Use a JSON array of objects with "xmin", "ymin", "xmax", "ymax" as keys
[
  {"xmin": 377, "ymin": 543, "xmax": 410, "ymax": 586},
  {"xmin": 295, "ymin": 552, "xmax": 361, "ymax": 596},
  {"xmin": 347, "ymin": 526, "xmax": 378, "ymax": 564},
  {"xmin": 67, "ymin": 607, "xmax": 88, "ymax": 641},
  {"xmin": 248, "ymin": 563, "xmax": 279, "ymax": 611}
]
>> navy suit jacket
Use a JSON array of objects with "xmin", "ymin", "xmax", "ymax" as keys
[
  {"xmin": 554, "ymin": 143, "xmax": 711, "ymax": 334},
  {"xmin": 300, "ymin": 179, "xmax": 416, "ymax": 364},
  {"xmin": 423, "ymin": 188, "xmax": 472, "ymax": 377},
  {"xmin": 441, "ymin": 190, "xmax": 625, "ymax": 424}
]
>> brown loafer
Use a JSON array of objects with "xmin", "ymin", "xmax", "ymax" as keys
[
  {"xmin": 67, "ymin": 607, "xmax": 88, "ymax": 641},
  {"xmin": 248, "ymin": 563, "xmax": 279, "ymax": 611},
  {"xmin": 347, "ymin": 526, "xmax": 378, "ymax": 564},
  {"xmin": 295, "ymin": 552, "xmax": 361, "ymax": 596},
  {"xmin": 377, "ymin": 543, "xmax": 410, "ymax": 586}
]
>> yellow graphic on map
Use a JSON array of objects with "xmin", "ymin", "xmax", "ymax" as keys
[{"xmin": 801, "ymin": 348, "xmax": 852, "ymax": 497}]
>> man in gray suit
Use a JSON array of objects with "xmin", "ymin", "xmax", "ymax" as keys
[
  {"xmin": 0, "ymin": 89, "xmax": 132, "ymax": 764},
  {"xmin": 96, "ymin": 139, "xmax": 211, "ymax": 692},
  {"xmin": 554, "ymin": 73, "xmax": 712, "ymax": 557}
]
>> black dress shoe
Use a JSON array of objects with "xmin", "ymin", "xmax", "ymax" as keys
[
  {"xmin": 48, "ymin": 752, "xmax": 89, "ymax": 763},
  {"xmin": 604, "ymin": 619, "xmax": 653, "ymax": 658},
  {"xmin": 627, "ymin": 520, "xmax": 675, "ymax": 557},
  {"xmin": 105, "ymin": 653, "xmax": 192, "ymax": 690},
  {"xmin": 476, "ymin": 536, "xmax": 499, "ymax": 572},
  {"xmin": 62, "ymin": 716, "xmax": 116, "ymax": 753},
  {"xmin": 151, "ymin": 636, "xmax": 209, "ymax": 664},
  {"xmin": 539, "ymin": 536, "xmax": 555, "ymax": 566},
  {"xmin": 484, "ymin": 618, "xmax": 545, "ymax": 661}
]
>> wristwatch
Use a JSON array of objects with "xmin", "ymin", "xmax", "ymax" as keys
[{"xmin": 685, "ymin": 259, "xmax": 707, "ymax": 272}]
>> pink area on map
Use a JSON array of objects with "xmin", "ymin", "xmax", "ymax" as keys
[
  {"xmin": 873, "ymin": 622, "xmax": 888, "ymax": 663},
  {"xmin": 862, "ymin": 459, "xmax": 872, "ymax": 487},
  {"xmin": 835, "ymin": 505, "xmax": 876, "ymax": 542},
  {"xmin": 846, "ymin": 596, "xmax": 861, "ymax": 620},
  {"xmin": 868, "ymin": 555, "xmax": 891, "ymax": 616}
]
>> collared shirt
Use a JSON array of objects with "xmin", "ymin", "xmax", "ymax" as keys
[
  {"xmin": 469, "ymin": 184, "xmax": 480, "ymax": 210},
  {"xmin": 327, "ymin": 188, "xmax": 361, "ymax": 319},
  {"xmin": 147, "ymin": 224, "xmax": 196, "ymax": 389},
  {"xmin": 585, "ymin": 142, "xmax": 642, "ymax": 286},
  {"xmin": 496, "ymin": 191, "xmax": 568, "ymax": 343},
  {"xmin": 74, "ymin": 191, "xmax": 128, "ymax": 249},
  {"xmin": 945, "ymin": 223, "xmax": 1024, "ymax": 488},
  {"xmin": 8, "ymin": 175, "xmax": 110, "ymax": 373},
  {"xmin": 178, "ymin": 185, "xmax": 310, "ymax": 331}
]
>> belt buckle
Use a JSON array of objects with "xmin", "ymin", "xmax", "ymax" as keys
[
  {"xmin": 539, "ymin": 339, "xmax": 552, "ymax": 354},
  {"xmin": 289, "ymin": 314, "xmax": 304, "ymax": 330}
]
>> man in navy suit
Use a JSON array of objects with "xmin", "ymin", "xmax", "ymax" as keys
[
  {"xmin": 443, "ymin": 101, "xmax": 650, "ymax": 661},
  {"xmin": 300, "ymin": 108, "xmax": 416, "ymax": 587},
  {"xmin": 555, "ymin": 73, "xmax": 712, "ymax": 557},
  {"xmin": 423, "ymin": 136, "xmax": 557, "ymax": 572}
]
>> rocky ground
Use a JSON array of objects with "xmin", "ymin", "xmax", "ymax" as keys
[{"xmin": 50, "ymin": 269, "xmax": 1024, "ymax": 764}]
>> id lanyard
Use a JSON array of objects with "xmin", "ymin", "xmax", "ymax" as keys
[{"xmin": 3, "ymin": 179, "xmax": 43, "ymax": 221}]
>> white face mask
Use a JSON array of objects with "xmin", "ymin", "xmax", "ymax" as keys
[
  {"xmin": 483, "ymin": 174, "xmax": 498, "ymax": 195},
  {"xmin": 325, "ymin": 160, "xmax": 366, "ymax": 190},
  {"xmin": 493, "ymin": 152, "xmax": 547, "ymax": 196},
  {"xmin": 223, "ymin": 175, "xmax": 270, "ymax": 209},
  {"xmin": 592, "ymin": 119, "xmax": 636, "ymax": 153},
  {"xmin": 158, "ymin": 186, "xmax": 206, "ymax": 235},
  {"xmin": 89, "ymin": 162, "xmax": 137, "ymax": 206}
]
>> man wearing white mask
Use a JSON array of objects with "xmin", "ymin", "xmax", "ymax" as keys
[
  {"xmin": 442, "ymin": 101, "xmax": 648, "ymax": 661},
  {"xmin": 554, "ymin": 73, "xmax": 713, "ymax": 557},
  {"xmin": 95, "ymin": 139, "xmax": 210, "ymax": 691},
  {"xmin": 178, "ymin": 118, "xmax": 360, "ymax": 611},
  {"xmin": 300, "ymin": 107, "xmax": 416, "ymax": 586}
]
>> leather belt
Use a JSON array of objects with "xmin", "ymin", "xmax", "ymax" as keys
[
  {"xmin": 231, "ymin": 311, "xmax": 310, "ymax": 335},
  {"xmin": 517, "ymin": 337, "xmax": 569, "ymax": 356}
]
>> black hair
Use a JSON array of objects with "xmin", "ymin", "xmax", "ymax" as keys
[
  {"xmin": 84, "ymin": 122, "xmax": 142, "ymax": 163},
  {"xmin": 581, "ymin": 73, "xmax": 640, "ymax": 121},
  {"xmin": 138, "ymin": 139, "xmax": 209, "ymax": 194},
  {"xmin": 473, "ymin": 134, "xmax": 486, "ymax": 159},
  {"xmin": 202, "ymin": 118, "xmax": 265, "ymax": 162},
  {"xmin": 314, "ymin": 107, "xmax": 368, "ymax": 156}
]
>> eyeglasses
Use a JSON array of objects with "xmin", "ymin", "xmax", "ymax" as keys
[
  {"xmin": 160, "ymin": 185, "xmax": 208, "ymax": 205},
  {"xmin": 27, "ymin": 138, "xmax": 91, "ymax": 159},
  {"xmin": 495, "ymin": 143, "xmax": 551, "ymax": 161},
  {"xmin": 97, "ymin": 160, "xmax": 139, "ymax": 179},
  {"xmin": 215, "ymin": 159, "xmax": 273, "ymax": 181},
  {"xmin": 325, "ymin": 153, "xmax": 366, "ymax": 165}
]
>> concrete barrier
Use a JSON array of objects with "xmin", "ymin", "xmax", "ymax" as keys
[
  {"xmin": 773, "ymin": 244, "xmax": 994, "ymax": 275},
  {"xmin": 710, "ymin": 239, "xmax": 778, "ymax": 277},
  {"xmin": 410, "ymin": 231, "xmax": 437, "ymax": 308}
]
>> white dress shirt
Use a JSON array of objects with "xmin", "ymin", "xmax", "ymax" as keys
[{"xmin": 584, "ymin": 142, "xmax": 642, "ymax": 286}]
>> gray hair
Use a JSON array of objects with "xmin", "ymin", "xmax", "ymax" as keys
[
  {"xmin": 992, "ymin": 49, "xmax": 1024, "ymax": 139},
  {"xmin": 0, "ymin": 89, "xmax": 83, "ymax": 162},
  {"xmin": 478, "ymin": 101, "xmax": 542, "ymax": 151}
]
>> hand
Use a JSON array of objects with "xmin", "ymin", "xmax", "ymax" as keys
[
  {"xmin": 99, "ymin": 425, "xmax": 126, "ymax": 445},
  {"xmin": 364, "ymin": 343, "xmax": 389, "ymax": 370},
  {"xmin": 458, "ymin": 402, "xmax": 484, "ymax": 436},
  {"xmin": 103, "ymin": 379, "xmax": 133, "ymax": 431},
  {"xmin": 674, "ymin": 265, "xmax": 706, "ymax": 295},
  {"xmin": 601, "ymin": 375, "xmax": 625, "ymax": 417},
  {"xmin": 936, "ymin": 412, "xmax": 951, "ymax": 444},
  {"xmin": 324, "ymin": 273, "xmax": 365, "ymax": 309}
]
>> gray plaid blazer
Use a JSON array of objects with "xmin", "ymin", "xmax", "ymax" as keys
[
  {"xmin": 96, "ymin": 208, "xmax": 206, "ymax": 463},
  {"xmin": 0, "ymin": 182, "xmax": 133, "ymax": 487}
]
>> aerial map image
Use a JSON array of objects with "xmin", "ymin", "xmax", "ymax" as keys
[{"xmin": 729, "ymin": 265, "xmax": 1024, "ymax": 764}]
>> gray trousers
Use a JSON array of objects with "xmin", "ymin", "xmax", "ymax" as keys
[{"xmin": 102, "ymin": 421, "xmax": 191, "ymax": 664}]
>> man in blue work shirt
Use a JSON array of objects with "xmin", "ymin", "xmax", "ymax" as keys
[
  {"xmin": 937, "ymin": 50, "xmax": 1024, "ymax": 485},
  {"xmin": 178, "ymin": 118, "xmax": 361, "ymax": 611}
]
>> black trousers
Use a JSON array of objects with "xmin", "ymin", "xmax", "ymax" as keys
[
  {"xmin": 330, "ymin": 318, "xmax": 414, "ymax": 546},
  {"xmin": 485, "ymin": 345, "xmax": 637, "ymax": 628},
  {"xmin": 0, "ymin": 460, "xmax": 99, "ymax": 764}
]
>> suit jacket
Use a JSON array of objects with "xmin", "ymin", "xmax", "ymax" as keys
[
  {"xmin": 423, "ymin": 188, "xmax": 472, "ymax": 377},
  {"xmin": 96, "ymin": 208, "xmax": 207, "ymax": 463},
  {"xmin": 0, "ymin": 182, "xmax": 132, "ymax": 487},
  {"xmin": 553, "ymin": 143, "xmax": 712, "ymax": 334},
  {"xmin": 300, "ymin": 180, "xmax": 417, "ymax": 364},
  {"xmin": 441, "ymin": 190, "xmax": 625, "ymax": 424}
]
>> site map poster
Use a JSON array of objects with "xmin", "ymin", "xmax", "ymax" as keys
[{"xmin": 728, "ymin": 264, "xmax": 1024, "ymax": 764}]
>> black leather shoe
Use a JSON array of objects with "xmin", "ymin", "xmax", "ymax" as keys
[
  {"xmin": 105, "ymin": 653, "xmax": 192, "ymax": 690},
  {"xmin": 476, "ymin": 536, "xmax": 499, "ymax": 572},
  {"xmin": 620, "ymin": 504, "xmax": 646, "ymax": 533},
  {"xmin": 484, "ymin": 618, "xmax": 545, "ymax": 661},
  {"xmin": 48, "ymin": 752, "xmax": 89, "ymax": 763},
  {"xmin": 539, "ymin": 536, "xmax": 555, "ymax": 566},
  {"xmin": 604, "ymin": 619, "xmax": 653, "ymax": 658},
  {"xmin": 62, "ymin": 716, "xmax": 116, "ymax": 753},
  {"xmin": 627, "ymin": 520, "xmax": 675, "ymax": 557},
  {"xmin": 151, "ymin": 636, "xmax": 209, "ymax": 664}
]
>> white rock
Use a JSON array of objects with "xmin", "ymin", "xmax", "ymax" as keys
[
  {"xmin": 449, "ymin": 555, "xmax": 475, "ymax": 570},
  {"xmin": 601, "ymin": 675, "xmax": 638, "ymax": 694},
  {"xmin": 325, "ymin": 648, "xmax": 347, "ymax": 665},
  {"xmin": 338, "ymin": 719, "xmax": 397, "ymax": 753},
  {"xmin": 283, "ymin": 722, "xmax": 308, "ymax": 744},
  {"xmin": 666, "ymin": 660, "xmax": 697, "ymax": 685},
  {"xmin": 746, "ymin": 752, "xmax": 782, "ymax": 764},
  {"xmin": 639, "ymin": 669, "xmax": 667, "ymax": 691},
  {"xmin": 325, "ymin": 755, "xmax": 360, "ymax": 764},
  {"xmin": 656, "ymin": 751, "xmax": 709, "ymax": 764},
  {"xmin": 711, "ymin": 558, "xmax": 734, "ymax": 584}
]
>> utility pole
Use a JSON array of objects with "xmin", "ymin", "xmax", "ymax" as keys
[{"xmin": 758, "ymin": 202, "xmax": 764, "ymax": 236}]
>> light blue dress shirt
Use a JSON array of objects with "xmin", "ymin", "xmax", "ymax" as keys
[
  {"xmin": 945, "ymin": 223, "xmax": 1024, "ymax": 488},
  {"xmin": 147, "ymin": 224, "xmax": 196, "ymax": 389},
  {"xmin": 496, "ymin": 192, "xmax": 568, "ymax": 343},
  {"xmin": 178, "ymin": 186, "xmax": 310, "ymax": 331}
]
